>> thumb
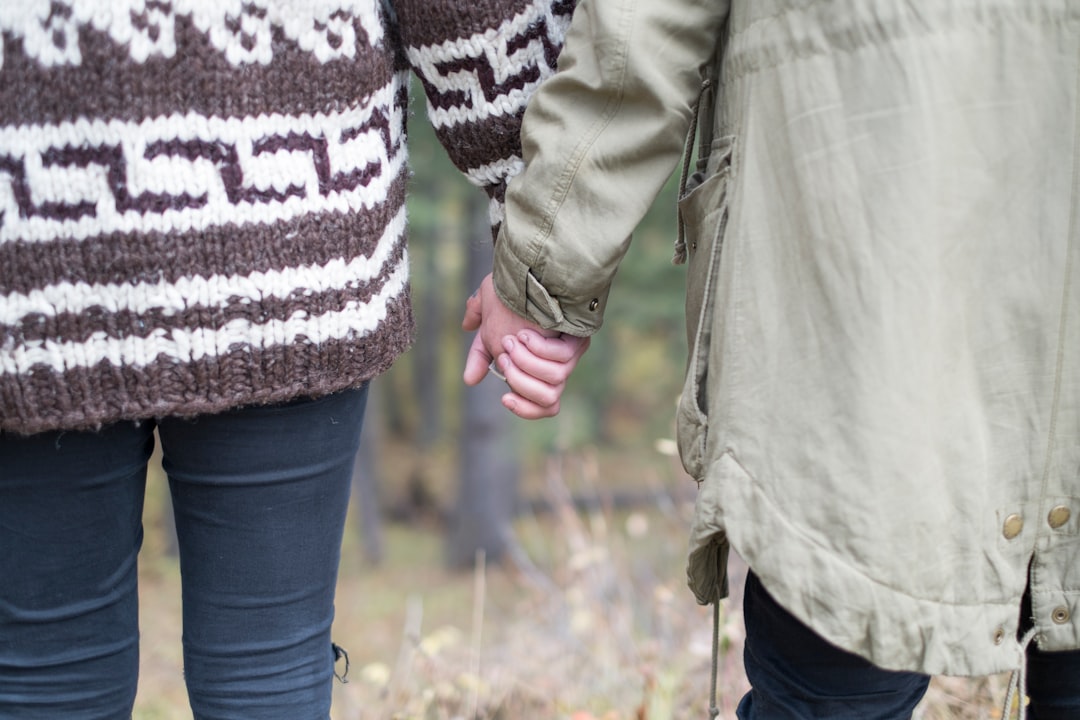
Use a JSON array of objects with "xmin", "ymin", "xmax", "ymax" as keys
[
  {"xmin": 463, "ymin": 332, "xmax": 492, "ymax": 386},
  {"xmin": 461, "ymin": 291, "xmax": 482, "ymax": 331}
]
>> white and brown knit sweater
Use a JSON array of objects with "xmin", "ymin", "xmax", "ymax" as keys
[{"xmin": 0, "ymin": 0, "xmax": 574, "ymax": 434}]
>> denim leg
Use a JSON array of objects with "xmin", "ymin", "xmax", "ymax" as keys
[
  {"xmin": 1026, "ymin": 642, "xmax": 1080, "ymax": 720},
  {"xmin": 0, "ymin": 423, "xmax": 153, "ymax": 719},
  {"xmin": 157, "ymin": 387, "xmax": 368, "ymax": 720},
  {"xmin": 737, "ymin": 571, "xmax": 930, "ymax": 720}
]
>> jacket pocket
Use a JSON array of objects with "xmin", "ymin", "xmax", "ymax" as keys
[{"xmin": 675, "ymin": 136, "xmax": 733, "ymax": 481}]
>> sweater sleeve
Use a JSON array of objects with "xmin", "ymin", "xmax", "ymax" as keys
[{"xmin": 391, "ymin": 0, "xmax": 577, "ymax": 237}]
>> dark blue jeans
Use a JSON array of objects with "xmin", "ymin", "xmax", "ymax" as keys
[
  {"xmin": 738, "ymin": 570, "xmax": 1080, "ymax": 719},
  {"xmin": 0, "ymin": 387, "xmax": 368, "ymax": 720}
]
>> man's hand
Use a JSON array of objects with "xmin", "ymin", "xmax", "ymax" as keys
[{"xmin": 462, "ymin": 273, "xmax": 590, "ymax": 419}]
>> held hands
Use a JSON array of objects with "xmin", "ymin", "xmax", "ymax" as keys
[{"xmin": 462, "ymin": 273, "xmax": 590, "ymax": 419}]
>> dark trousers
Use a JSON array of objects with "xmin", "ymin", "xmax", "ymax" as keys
[
  {"xmin": 0, "ymin": 387, "xmax": 368, "ymax": 720},
  {"xmin": 737, "ymin": 571, "xmax": 1080, "ymax": 719}
]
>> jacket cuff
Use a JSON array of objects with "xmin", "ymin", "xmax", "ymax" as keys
[{"xmin": 492, "ymin": 242, "xmax": 609, "ymax": 338}]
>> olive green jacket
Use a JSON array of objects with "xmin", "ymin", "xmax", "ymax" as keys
[{"xmin": 493, "ymin": 0, "xmax": 1079, "ymax": 677}]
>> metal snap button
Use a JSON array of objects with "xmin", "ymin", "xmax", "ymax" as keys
[
  {"xmin": 1048, "ymin": 505, "xmax": 1071, "ymax": 530},
  {"xmin": 588, "ymin": 298, "xmax": 599, "ymax": 311},
  {"xmin": 1002, "ymin": 513, "xmax": 1024, "ymax": 540},
  {"xmin": 993, "ymin": 627, "xmax": 1005, "ymax": 645},
  {"xmin": 1052, "ymin": 606, "xmax": 1070, "ymax": 625}
]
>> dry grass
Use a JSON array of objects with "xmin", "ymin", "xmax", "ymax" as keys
[{"xmin": 133, "ymin": 450, "xmax": 1011, "ymax": 720}]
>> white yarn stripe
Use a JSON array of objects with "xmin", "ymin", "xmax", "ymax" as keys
[
  {"xmin": 423, "ymin": 80, "xmax": 544, "ymax": 130},
  {"xmin": 0, "ymin": 0, "xmax": 383, "ymax": 68},
  {"xmin": 488, "ymin": 196, "xmax": 505, "ymax": 228},
  {"xmin": 0, "ymin": 250, "xmax": 409, "ymax": 376},
  {"xmin": 0, "ymin": 205, "xmax": 407, "ymax": 325},
  {"xmin": 465, "ymin": 155, "xmax": 524, "ymax": 188},
  {"xmin": 0, "ymin": 75, "xmax": 407, "ymax": 245},
  {"xmin": 405, "ymin": 0, "xmax": 571, "ymax": 129}
]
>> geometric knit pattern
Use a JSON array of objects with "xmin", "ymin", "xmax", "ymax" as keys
[
  {"xmin": 0, "ymin": 0, "xmax": 574, "ymax": 434},
  {"xmin": 402, "ymin": 0, "xmax": 575, "ymax": 226}
]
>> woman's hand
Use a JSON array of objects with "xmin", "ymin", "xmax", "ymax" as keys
[{"xmin": 462, "ymin": 274, "xmax": 590, "ymax": 419}]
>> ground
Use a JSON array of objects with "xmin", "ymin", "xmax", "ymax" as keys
[{"xmin": 131, "ymin": 444, "xmax": 1011, "ymax": 719}]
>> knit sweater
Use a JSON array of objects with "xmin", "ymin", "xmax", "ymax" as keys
[{"xmin": 0, "ymin": 0, "xmax": 574, "ymax": 435}]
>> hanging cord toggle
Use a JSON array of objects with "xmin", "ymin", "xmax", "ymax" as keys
[{"xmin": 1001, "ymin": 628, "xmax": 1037, "ymax": 720}]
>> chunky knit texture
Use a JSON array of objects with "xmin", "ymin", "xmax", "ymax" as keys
[{"xmin": 0, "ymin": 0, "xmax": 574, "ymax": 434}]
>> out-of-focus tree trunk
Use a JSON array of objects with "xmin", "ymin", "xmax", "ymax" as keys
[
  {"xmin": 413, "ymin": 210, "xmax": 442, "ymax": 451},
  {"xmin": 446, "ymin": 192, "xmax": 520, "ymax": 568},
  {"xmin": 399, "ymin": 188, "xmax": 446, "ymax": 522}
]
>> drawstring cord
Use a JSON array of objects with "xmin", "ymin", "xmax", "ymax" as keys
[
  {"xmin": 708, "ymin": 593, "xmax": 721, "ymax": 718},
  {"xmin": 1002, "ymin": 627, "xmax": 1037, "ymax": 720}
]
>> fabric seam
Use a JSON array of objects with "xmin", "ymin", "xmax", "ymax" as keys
[{"xmin": 524, "ymin": 0, "xmax": 635, "ymax": 271}]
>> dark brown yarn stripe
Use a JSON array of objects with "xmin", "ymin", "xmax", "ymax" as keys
[
  {"xmin": 0, "ymin": 15, "xmax": 398, "ymax": 126},
  {"xmin": 394, "ymin": 0, "xmax": 540, "ymax": 49},
  {"xmin": 428, "ymin": 115, "xmax": 524, "ymax": 178},
  {"xmin": 5, "ymin": 236, "xmax": 406, "ymax": 346},
  {"xmin": 0, "ymin": 295, "xmax": 414, "ymax": 436},
  {"xmin": 0, "ymin": 168, "xmax": 408, "ymax": 295}
]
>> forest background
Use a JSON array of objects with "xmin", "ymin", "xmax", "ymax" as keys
[{"xmin": 132, "ymin": 85, "xmax": 1010, "ymax": 719}]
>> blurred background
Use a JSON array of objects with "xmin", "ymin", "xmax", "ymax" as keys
[{"xmin": 131, "ymin": 85, "xmax": 1010, "ymax": 719}]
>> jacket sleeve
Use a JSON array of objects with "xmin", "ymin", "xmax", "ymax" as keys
[
  {"xmin": 491, "ymin": 0, "xmax": 730, "ymax": 336},
  {"xmin": 391, "ymin": 0, "xmax": 577, "ymax": 237}
]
